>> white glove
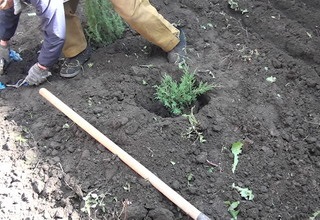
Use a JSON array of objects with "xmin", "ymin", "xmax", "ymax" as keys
[{"xmin": 25, "ymin": 63, "xmax": 52, "ymax": 86}]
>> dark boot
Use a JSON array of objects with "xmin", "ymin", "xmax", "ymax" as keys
[{"xmin": 60, "ymin": 46, "xmax": 92, "ymax": 78}]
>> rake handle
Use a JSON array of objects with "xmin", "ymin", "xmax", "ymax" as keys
[{"xmin": 39, "ymin": 88, "xmax": 211, "ymax": 220}]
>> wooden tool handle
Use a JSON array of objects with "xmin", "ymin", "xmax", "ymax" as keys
[{"xmin": 39, "ymin": 88, "xmax": 211, "ymax": 220}]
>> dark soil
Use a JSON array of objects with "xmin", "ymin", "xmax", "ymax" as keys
[{"xmin": 0, "ymin": 0, "xmax": 320, "ymax": 219}]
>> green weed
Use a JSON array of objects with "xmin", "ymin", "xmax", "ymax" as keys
[
  {"xmin": 154, "ymin": 65, "xmax": 213, "ymax": 115},
  {"xmin": 186, "ymin": 173, "xmax": 194, "ymax": 186},
  {"xmin": 15, "ymin": 134, "xmax": 27, "ymax": 145},
  {"xmin": 232, "ymin": 183, "xmax": 254, "ymax": 200},
  {"xmin": 231, "ymin": 141, "xmax": 243, "ymax": 173},
  {"xmin": 81, "ymin": 190, "xmax": 108, "ymax": 218},
  {"xmin": 225, "ymin": 201, "xmax": 240, "ymax": 220},
  {"xmin": 310, "ymin": 210, "xmax": 320, "ymax": 220},
  {"xmin": 85, "ymin": 0, "xmax": 125, "ymax": 45},
  {"xmin": 228, "ymin": 0, "xmax": 248, "ymax": 14}
]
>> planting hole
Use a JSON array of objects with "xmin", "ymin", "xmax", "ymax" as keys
[{"xmin": 135, "ymin": 89, "xmax": 210, "ymax": 118}]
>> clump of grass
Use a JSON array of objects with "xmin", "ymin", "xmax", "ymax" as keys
[
  {"xmin": 84, "ymin": 0, "xmax": 125, "ymax": 46},
  {"xmin": 154, "ymin": 65, "xmax": 213, "ymax": 115}
]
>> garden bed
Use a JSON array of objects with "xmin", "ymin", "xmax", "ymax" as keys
[{"xmin": 0, "ymin": 0, "xmax": 319, "ymax": 219}]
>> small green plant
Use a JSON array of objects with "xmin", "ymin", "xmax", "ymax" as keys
[
  {"xmin": 232, "ymin": 183, "xmax": 254, "ymax": 200},
  {"xmin": 225, "ymin": 201, "xmax": 240, "ymax": 220},
  {"xmin": 310, "ymin": 210, "xmax": 320, "ymax": 220},
  {"xmin": 154, "ymin": 65, "xmax": 213, "ymax": 115},
  {"xmin": 228, "ymin": 0, "xmax": 248, "ymax": 14},
  {"xmin": 81, "ymin": 190, "xmax": 107, "ymax": 218},
  {"xmin": 85, "ymin": 0, "xmax": 125, "ymax": 45},
  {"xmin": 182, "ymin": 106, "xmax": 206, "ymax": 143},
  {"xmin": 231, "ymin": 141, "xmax": 243, "ymax": 173},
  {"xmin": 15, "ymin": 134, "xmax": 27, "ymax": 145},
  {"xmin": 186, "ymin": 173, "xmax": 194, "ymax": 186}
]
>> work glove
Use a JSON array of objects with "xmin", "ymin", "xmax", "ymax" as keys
[
  {"xmin": 0, "ymin": 44, "xmax": 10, "ymax": 75},
  {"xmin": 0, "ymin": 0, "xmax": 14, "ymax": 10},
  {"xmin": 25, "ymin": 63, "xmax": 52, "ymax": 86}
]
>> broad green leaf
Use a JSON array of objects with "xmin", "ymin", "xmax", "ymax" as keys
[
  {"xmin": 310, "ymin": 210, "xmax": 320, "ymax": 220},
  {"xmin": 232, "ymin": 183, "xmax": 254, "ymax": 200},
  {"xmin": 231, "ymin": 141, "xmax": 243, "ymax": 173},
  {"xmin": 225, "ymin": 201, "xmax": 240, "ymax": 220},
  {"xmin": 266, "ymin": 76, "xmax": 276, "ymax": 83}
]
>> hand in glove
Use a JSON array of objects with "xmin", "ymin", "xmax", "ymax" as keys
[{"xmin": 25, "ymin": 63, "xmax": 51, "ymax": 86}]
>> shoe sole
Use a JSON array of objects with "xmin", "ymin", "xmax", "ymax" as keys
[
  {"xmin": 60, "ymin": 51, "xmax": 91, "ymax": 78},
  {"xmin": 60, "ymin": 68, "xmax": 82, "ymax": 78}
]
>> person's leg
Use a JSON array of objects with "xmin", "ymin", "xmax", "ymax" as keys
[
  {"xmin": 110, "ymin": 0, "xmax": 179, "ymax": 52},
  {"xmin": 62, "ymin": 0, "xmax": 87, "ymax": 57},
  {"xmin": 0, "ymin": 7, "xmax": 20, "ymax": 74},
  {"xmin": 60, "ymin": 0, "xmax": 91, "ymax": 78},
  {"xmin": 110, "ymin": 0, "xmax": 186, "ymax": 63}
]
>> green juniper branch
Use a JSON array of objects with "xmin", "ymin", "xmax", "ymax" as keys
[
  {"xmin": 85, "ymin": 0, "xmax": 125, "ymax": 46},
  {"xmin": 154, "ymin": 65, "xmax": 213, "ymax": 115}
]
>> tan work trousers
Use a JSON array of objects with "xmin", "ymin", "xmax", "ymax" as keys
[
  {"xmin": 62, "ymin": 0, "xmax": 87, "ymax": 58},
  {"xmin": 110, "ymin": 0, "xmax": 180, "ymax": 52},
  {"xmin": 63, "ymin": 0, "xmax": 180, "ymax": 57}
]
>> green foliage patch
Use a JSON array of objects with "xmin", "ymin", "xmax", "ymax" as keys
[
  {"xmin": 154, "ymin": 65, "xmax": 213, "ymax": 115},
  {"xmin": 231, "ymin": 141, "xmax": 243, "ymax": 173},
  {"xmin": 225, "ymin": 201, "xmax": 240, "ymax": 220},
  {"xmin": 85, "ymin": 0, "xmax": 125, "ymax": 46},
  {"xmin": 232, "ymin": 183, "xmax": 254, "ymax": 201}
]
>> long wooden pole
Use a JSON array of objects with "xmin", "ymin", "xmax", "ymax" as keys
[{"xmin": 39, "ymin": 88, "xmax": 211, "ymax": 220}]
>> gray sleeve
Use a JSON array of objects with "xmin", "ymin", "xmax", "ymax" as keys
[{"xmin": 30, "ymin": 0, "xmax": 66, "ymax": 67}]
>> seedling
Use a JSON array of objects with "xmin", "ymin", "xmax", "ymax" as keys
[
  {"xmin": 15, "ymin": 134, "xmax": 27, "ymax": 145},
  {"xmin": 310, "ymin": 210, "xmax": 320, "ymax": 220},
  {"xmin": 231, "ymin": 141, "xmax": 243, "ymax": 173},
  {"xmin": 81, "ymin": 190, "xmax": 107, "ymax": 218},
  {"xmin": 207, "ymin": 167, "xmax": 215, "ymax": 173},
  {"xmin": 232, "ymin": 183, "xmax": 254, "ymax": 200},
  {"xmin": 266, "ymin": 76, "xmax": 277, "ymax": 83},
  {"xmin": 228, "ymin": 0, "xmax": 248, "ymax": 14},
  {"xmin": 142, "ymin": 80, "xmax": 148, "ymax": 85},
  {"xmin": 154, "ymin": 65, "xmax": 213, "ymax": 115},
  {"xmin": 182, "ymin": 106, "xmax": 206, "ymax": 143},
  {"xmin": 225, "ymin": 201, "xmax": 240, "ymax": 220},
  {"xmin": 186, "ymin": 173, "xmax": 194, "ymax": 186},
  {"xmin": 62, "ymin": 123, "xmax": 70, "ymax": 129}
]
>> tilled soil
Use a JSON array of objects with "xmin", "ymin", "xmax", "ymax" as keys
[{"xmin": 0, "ymin": 0, "xmax": 319, "ymax": 219}]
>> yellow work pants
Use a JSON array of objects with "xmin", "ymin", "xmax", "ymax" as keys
[
  {"xmin": 110, "ymin": 0, "xmax": 180, "ymax": 52},
  {"xmin": 62, "ymin": 0, "xmax": 87, "ymax": 58},
  {"xmin": 62, "ymin": 0, "xmax": 180, "ymax": 56}
]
